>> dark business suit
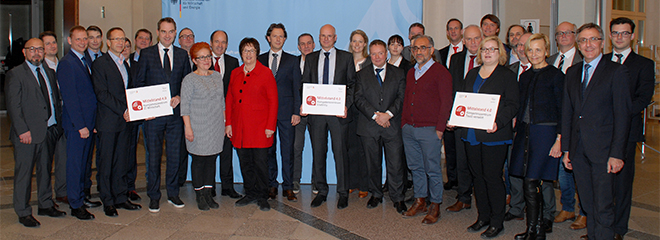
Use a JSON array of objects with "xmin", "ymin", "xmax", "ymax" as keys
[
  {"xmin": 354, "ymin": 63, "xmax": 406, "ymax": 201},
  {"xmin": 84, "ymin": 50, "xmax": 103, "ymax": 192},
  {"xmin": 211, "ymin": 54, "xmax": 240, "ymax": 192},
  {"xmin": 302, "ymin": 48, "xmax": 356, "ymax": 197},
  {"xmin": 135, "ymin": 44, "xmax": 192, "ymax": 201},
  {"xmin": 561, "ymin": 57, "xmax": 632, "ymax": 239},
  {"xmin": 446, "ymin": 49, "xmax": 474, "ymax": 205},
  {"xmin": 91, "ymin": 53, "xmax": 132, "ymax": 206},
  {"xmin": 604, "ymin": 51, "xmax": 655, "ymax": 236},
  {"xmin": 259, "ymin": 51, "xmax": 302, "ymax": 190},
  {"xmin": 6, "ymin": 62, "xmax": 62, "ymax": 217},
  {"xmin": 293, "ymin": 55, "xmax": 311, "ymax": 186},
  {"xmin": 126, "ymin": 52, "xmax": 143, "ymax": 193},
  {"xmin": 438, "ymin": 45, "xmax": 450, "ymax": 67},
  {"xmin": 57, "ymin": 49, "xmax": 98, "ymax": 209}
]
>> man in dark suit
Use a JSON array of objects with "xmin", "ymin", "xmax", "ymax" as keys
[
  {"xmin": 91, "ymin": 27, "xmax": 143, "ymax": 217},
  {"xmin": 258, "ymin": 23, "xmax": 302, "ymax": 202},
  {"xmin": 6, "ymin": 38, "xmax": 67, "ymax": 227},
  {"xmin": 438, "ymin": 18, "xmax": 464, "ymax": 68},
  {"xmin": 208, "ymin": 30, "xmax": 242, "ymax": 199},
  {"xmin": 82, "ymin": 25, "xmax": 104, "ymax": 201},
  {"xmin": 444, "ymin": 24, "xmax": 480, "ymax": 213},
  {"xmin": 401, "ymin": 23, "xmax": 441, "ymax": 63},
  {"xmin": 354, "ymin": 40, "xmax": 407, "ymax": 213},
  {"xmin": 293, "ymin": 33, "xmax": 316, "ymax": 194},
  {"xmin": 135, "ymin": 17, "xmax": 192, "ymax": 212},
  {"xmin": 605, "ymin": 17, "xmax": 656, "ymax": 240},
  {"xmin": 562, "ymin": 23, "xmax": 632, "ymax": 240},
  {"xmin": 58, "ymin": 25, "xmax": 100, "ymax": 220},
  {"xmin": 301, "ymin": 24, "xmax": 356, "ymax": 209}
]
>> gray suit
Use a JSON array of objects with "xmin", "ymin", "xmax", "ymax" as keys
[{"xmin": 6, "ymin": 62, "xmax": 62, "ymax": 217}]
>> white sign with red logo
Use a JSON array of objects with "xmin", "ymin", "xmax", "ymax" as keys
[
  {"xmin": 301, "ymin": 83, "xmax": 346, "ymax": 116},
  {"xmin": 125, "ymin": 83, "xmax": 173, "ymax": 121},
  {"xmin": 448, "ymin": 92, "xmax": 501, "ymax": 130}
]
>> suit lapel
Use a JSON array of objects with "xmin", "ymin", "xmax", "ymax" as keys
[{"xmin": 581, "ymin": 59, "xmax": 607, "ymax": 103}]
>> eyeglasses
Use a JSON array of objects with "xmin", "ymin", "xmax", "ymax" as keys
[
  {"xmin": 109, "ymin": 37, "xmax": 127, "ymax": 42},
  {"xmin": 411, "ymin": 46, "xmax": 433, "ymax": 52},
  {"xmin": 555, "ymin": 31, "xmax": 575, "ymax": 37},
  {"xmin": 24, "ymin": 47, "xmax": 44, "ymax": 53},
  {"xmin": 179, "ymin": 34, "xmax": 194, "ymax": 40},
  {"xmin": 242, "ymin": 49, "xmax": 256, "ymax": 54},
  {"xmin": 577, "ymin": 37, "xmax": 602, "ymax": 44},
  {"xmin": 195, "ymin": 55, "xmax": 212, "ymax": 61},
  {"xmin": 481, "ymin": 47, "xmax": 499, "ymax": 53},
  {"xmin": 610, "ymin": 31, "xmax": 632, "ymax": 37}
]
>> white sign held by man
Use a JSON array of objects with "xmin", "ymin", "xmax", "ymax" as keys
[
  {"xmin": 125, "ymin": 83, "xmax": 173, "ymax": 121},
  {"xmin": 301, "ymin": 83, "xmax": 346, "ymax": 116}
]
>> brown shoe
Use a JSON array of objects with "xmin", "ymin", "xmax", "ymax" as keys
[
  {"xmin": 614, "ymin": 233, "xmax": 623, "ymax": 240},
  {"xmin": 422, "ymin": 203, "xmax": 440, "ymax": 224},
  {"xmin": 268, "ymin": 187, "xmax": 277, "ymax": 200},
  {"xmin": 506, "ymin": 194, "xmax": 511, "ymax": 205},
  {"xmin": 403, "ymin": 198, "xmax": 427, "ymax": 217},
  {"xmin": 554, "ymin": 210, "xmax": 576, "ymax": 223},
  {"xmin": 446, "ymin": 201, "xmax": 471, "ymax": 212},
  {"xmin": 358, "ymin": 191, "xmax": 368, "ymax": 198},
  {"xmin": 570, "ymin": 215, "xmax": 587, "ymax": 230},
  {"xmin": 283, "ymin": 190, "xmax": 297, "ymax": 202}
]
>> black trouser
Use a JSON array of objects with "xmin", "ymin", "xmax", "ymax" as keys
[
  {"xmin": 361, "ymin": 134, "xmax": 405, "ymax": 202},
  {"xmin": 96, "ymin": 129, "xmax": 130, "ymax": 206},
  {"xmin": 455, "ymin": 131, "xmax": 473, "ymax": 204},
  {"xmin": 347, "ymin": 106, "xmax": 368, "ymax": 191},
  {"xmin": 465, "ymin": 143, "xmax": 508, "ymax": 229},
  {"xmin": 219, "ymin": 136, "xmax": 237, "ymax": 191},
  {"xmin": 443, "ymin": 130, "xmax": 457, "ymax": 183},
  {"xmin": 191, "ymin": 153, "xmax": 218, "ymax": 190},
  {"xmin": 236, "ymin": 148, "xmax": 269, "ymax": 200},
  {"xmin": 614, "ymin": 141, "xmax": 637, "ymax": 236},
  {"xmin": 178, "ymin": 132, "xmax": 189, "ymax": 186},
  {"xmin": 308, "ymin": 115, "xmax": 349, "ymax": 197}
]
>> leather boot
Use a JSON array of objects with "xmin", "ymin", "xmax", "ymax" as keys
[
  {"xmin": 535, "ymin": 182, "xmax": 546, "ymax": 240},
  {"xmin": 204, "ymin": 188, "xmax": 219, "ymax": 209},
  {"xmin": 403, "ymin": 197, "xmax": 427, "ymax": 217},
  {"xmin": 196, "ymin": 190, "xmax": 209, "ymax": 211},
  {"xmin": 422, "ymin": 202, "xmax": 440, "ymax": 224},
  {"xmin": 515, "ymin": 179, "xmax": 540, "ymax": 240}
]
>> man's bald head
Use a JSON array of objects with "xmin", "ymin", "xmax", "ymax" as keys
[{"xmin": 23, "ymin": 38, "xmax": 45, "ymax": 66}]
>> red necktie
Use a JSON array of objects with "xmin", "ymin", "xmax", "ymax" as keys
[
  {"xmin": 214, "ymin": 57, "xmax": 221, "ymax": 72},
  {"xmin": 453, "ymin": 46, "xmax": 459, "ymax": 54},
  {"xmin": 522, "ymin": 65, "xmax": 528, "ymax": 72},
  {"xmin": 468, "ymin": 55, "xmax": 476, "ymax": 71}
]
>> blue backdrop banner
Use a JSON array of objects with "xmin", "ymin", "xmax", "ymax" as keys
[{"xmin": 163, "ymin": 0, "xmax": 423, "ymax": 184}]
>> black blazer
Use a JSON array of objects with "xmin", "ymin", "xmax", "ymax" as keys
[
  {"xmin": 135, "ymin": 44, "xmax": 192, "ymax": 115},
  {"xmin": 354, "ymin": 63, "xmax": 406, "ymax": 138},
  {"xmin": 448, "ymin": 50, "xmax": 470, "ymax": 93},
  {"xmin": 84, "ymin": 50, "xmax": 103, "ymax": 66},
  {"xmin": 302, "ymin": 48, "xmax": 356, "ymax": 109},
  {"xmin": 91, "ymin": 53, "xmax": 132, "ymax": 132},
  {"xmin": 395, "ymin": 57, "xmax": 413, "ymax": 76},
  {"xmin": 438, "ymin": 45, "xmax": 450, "ymax": 67},
  {"xmin": 258, "ymin": 51, "xmax": 302, "ymax": 119},
  {"xmin": 561, "ymin": 58, "xmax": 632, "ymax": 161},
  {"xmin": 457, "ymin": 65, "xmax": 519, "ymax": 142},
  {"xmin": 603, "ymin": 51, "xmax": 655, "ymax": 142},
  {"xmin": 5, "ymin": 62, "xmax": 62, "ymax": 143},
  {"xmin": 516, "ymin": 65, "xmax": 564, "ymax": 133}
]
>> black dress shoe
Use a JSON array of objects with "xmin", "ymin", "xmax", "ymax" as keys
[
  {"xmin": 104, "ymin": 206, "xmax": 118, "ymax": 217},
  {"xmin": 543, "ymin": 219, "xmax": 553, "ymax": 233},
  {"xmin": 366, "ymin": 196, "xmax": 382, "ymax": 209},
  {"xmin": 394, "ymin": 201, "xmax": 408, "ymax": 214},
  {"xmin": 115, "ymin": 201, "xmax": 142, "ymax": 210},
  {"xmin": 337, "ymin": 196, "xmax": 349, "ymax": 209},
  {"xmin": 467, "ymin": 220, "xmax": 490, "ymax": 232},
  {"xmin": 55, "ymin": 196, "xmax": 69, "ymax": 204},
  {"xmin": 481, "ymin": 226, "xmax": 503, "ymax": 238},
  {"xmin": 257, "ymin": 199, "xmax": 270, "ymax": 211},
  {"xmin": 235, "ymin": 196, "xmax": 257, "ymax": 207},
  {"xmin": 443, "ymin": 181, "xmax": 458, "ymax": 190},
  {"xmin": 19, "ymin": 215, "xmax": 40, "ymax": 227},
  {"xmin": 71, "ymin": 207, "xmax": 95, "ymax": 220},
  {"xmin": 310, "ymin": 195, "xmax": 327, "ymax": 208},
  {"xmin": 148, "ymin": 199, "xmax": 160, "ymax": 213},
  {"xmin": 83, "ymin": 198, "xmax": 102, "ymax": 208},
  {"xmin": 221, "ymin": 189, "xmax": 243, "ymax": 199},
  {"xmin": 37, "ymin": 206, "xmax": 66, "ymax": 217},
  {"xmin": 268, "ymin": 187, "xmax": 278, "ymax": 200},
  {"xmin": 127, "ymin": 191, "xmax": 141, "ymax": 201},
  {"xmin": 84, "ymin": 188, "xmax": 92, "ymax": 199},
  {"xmin": 614, "ymin": 233, "xmax": 623, "ymax": 240},
  {"xmin": 504, "ymin": 212, "xmax": 524, "ymax": 221}
]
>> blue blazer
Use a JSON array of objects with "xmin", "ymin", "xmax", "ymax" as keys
[
  {"xmin": 57, "ymin": 49, "xmax": 97, "ymax": 132},
  {"xmin": 135, "ymin": 44, "xmax": 192, "ymax": 116},
  {"xmin": 258, "ymin": 51, "xmax": 302, "ymax": 120}
]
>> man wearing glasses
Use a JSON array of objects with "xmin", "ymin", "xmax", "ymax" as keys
[
  {"xmin": 547, "ymin": 22, "xmax": 583, "ymax": 74},
  {"xmin": 561, "ymin": 23, "xmax": 632, "ymax": 240}
]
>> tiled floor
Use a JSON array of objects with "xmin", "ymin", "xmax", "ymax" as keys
[{"xmin": 0, "ymin": 111, "xmax": 659, "ymax": 239}]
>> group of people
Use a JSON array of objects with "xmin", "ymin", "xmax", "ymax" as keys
[{"xmin": 6, "ymin": 13, "xmax": 654, "ymax": 240}]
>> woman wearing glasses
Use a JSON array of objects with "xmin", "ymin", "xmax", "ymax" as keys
[
  {"xmin": 452, "ymin": 36, "xmax": 519, "ymax": 238},
  {"xmin": 181, "ymin": 42, "xmax": 224, "ymax": 211},
  {"xmin": 226, "ymin": 38, "xmax": 278, "ymax": 212}
]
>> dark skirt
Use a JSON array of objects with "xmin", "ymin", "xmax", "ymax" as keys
[{"xmin": 509, "ymin": 122, "xmax": 560, "ymax": 180}]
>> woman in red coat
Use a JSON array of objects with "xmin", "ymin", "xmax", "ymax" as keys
[{"xmin": 225, "ymin": 37, "xmax": 278, "ymax": 211}]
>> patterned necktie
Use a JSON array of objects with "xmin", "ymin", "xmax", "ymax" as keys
[
  {"xmin": 36, "ymin": 67, "xmax": 52, "ymax": 118},
  {"xmin": 163, "ymin": 48, "xmax": 171, "ymax": 76},
  {"xmin": 323, "ymin": 52, "xmax": 330, "ymax": 84},
  {"xmin": 582, "ymin": 63, "xmax": 591, "ymax": 95},
  {"xmin": 271, "ymin": 53, "xmax": 279, "ymax": 76},
  {"xmin": 557, "ymin": 54, "xmax": 565, "ymax": 71},
  {"xmin": 468, "ymin": 55, "xmax": 477, "ymax": 72},
  {"xmin": 615, "ymin": 53, "xmax": 624, "ymax": 64},
  {"xmin": 376, "ymin": 68, "xmax": 384, "ymax": 86}
]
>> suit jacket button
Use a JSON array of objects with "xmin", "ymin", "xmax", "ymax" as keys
[
  {"xmin": 239, "ymin": 90, "xmax": 242, "ymax": 93},
  {"xmin": 579, "ymin": 116, "xmax": 582, "ymax": 119}
]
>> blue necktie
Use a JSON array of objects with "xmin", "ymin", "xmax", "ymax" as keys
[
  {"xmin": 376, "ymin": 68, "xmax": 383, "ymax": 86},
  {"xmin": 81, "ymin": 56, "xmax": 90, "ymax": 73},
  {"xmin": 323, "ymin": 52, "xmax": 330, "ymax": 84},
  {"xmin": 582, "ymin": 63, "xmax": 591, "ymax": 95}
]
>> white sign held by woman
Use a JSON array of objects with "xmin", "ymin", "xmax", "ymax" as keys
[
  {"xmin": 448, "ymin": 92, "xmax": 501, "ymax": 130},
  {"xmin": 125, "ymin": 83, "xmax": 173, "ymax": 121}
]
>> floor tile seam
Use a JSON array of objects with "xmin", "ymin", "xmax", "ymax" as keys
[
  {"xmin": 627, "ymin": 229, "xmax": 660, "ymax": 240},
  {"xmin": 274, "ymin": 200, "xmax": 368, "ymax": 240}
]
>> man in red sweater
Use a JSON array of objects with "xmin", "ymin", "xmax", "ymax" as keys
[{"xmin": 400, "ymin": 35, "xmax": 453, "ymax": 225}]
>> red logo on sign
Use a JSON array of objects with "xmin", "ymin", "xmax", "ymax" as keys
[
  {"xmin": 306, "ymin": 96, "xmax": 316, "ymax": 106},
  {"xmin": 455, "ymin": 105, "xmax": 466, "ymax": 117},
  {"xmin": 132, "ymin": 101, "xmax": 143, "ymax": 111}
]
